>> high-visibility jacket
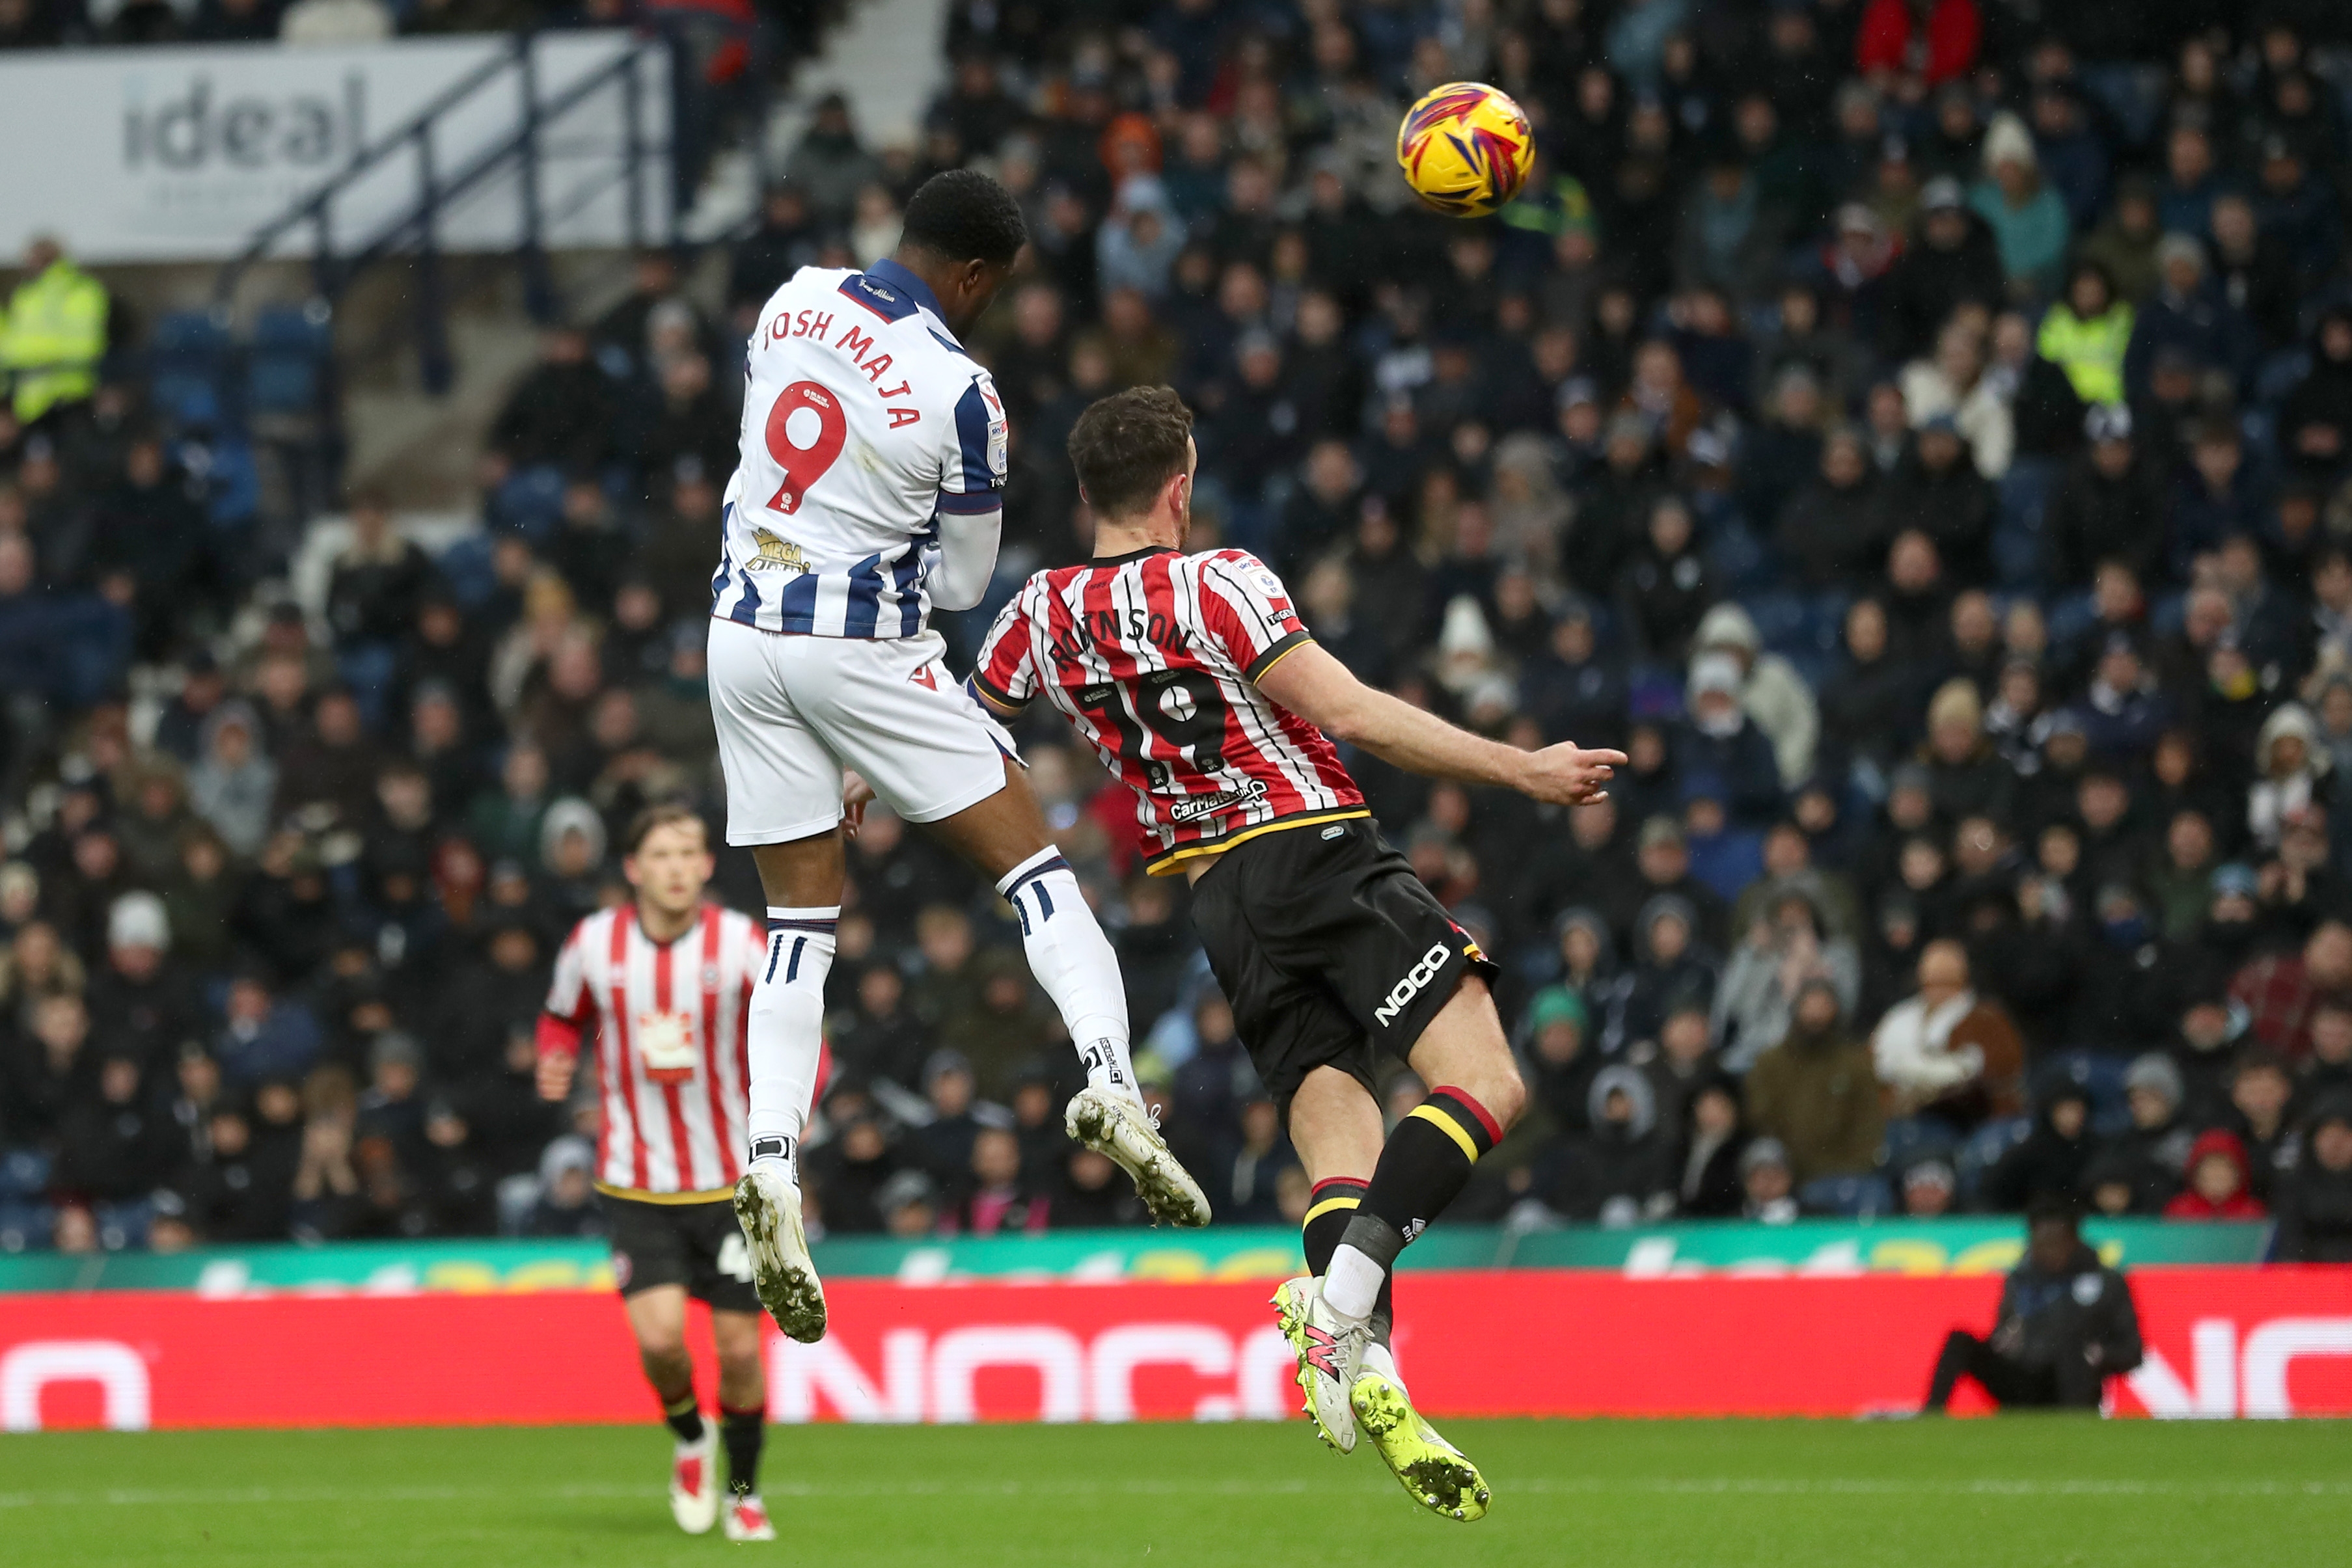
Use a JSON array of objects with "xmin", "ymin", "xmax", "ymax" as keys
[
  {"xmin": 1, "ymin": 260, "xmax": 109, "ymax": 422},
  {"xmin": 2036, "ymin": 302, "xmax": 2134, "ymax": 408}
]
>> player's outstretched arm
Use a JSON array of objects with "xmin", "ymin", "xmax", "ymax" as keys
[{"xmin": 1257, "ymin": 641, "xmax": 1624, "ymax": 806}]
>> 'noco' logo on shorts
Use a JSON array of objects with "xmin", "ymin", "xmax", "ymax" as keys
[{"xmin": 1373, "ymin": 943, "xmax": 1451, "ymax": 1026}]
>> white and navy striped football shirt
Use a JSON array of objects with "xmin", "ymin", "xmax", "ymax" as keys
[{"xmin": 709, "ymin": 259, "xmax": 1009, "ymax": 639}]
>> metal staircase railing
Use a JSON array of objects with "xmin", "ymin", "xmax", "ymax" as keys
[{"xmin": 211, "ymin": 27, "xmax": 694, "ymax": 396}]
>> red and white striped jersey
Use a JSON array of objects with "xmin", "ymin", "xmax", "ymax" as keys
[
  {"xmin": 972, "ymin": 546, "xmax": 1366, "ymax": 873},
  {"xmin": 541, "ymin": 904, "xmax": 767, "ymax": 1197}
]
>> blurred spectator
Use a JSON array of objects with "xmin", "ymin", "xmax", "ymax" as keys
[
  {"xmin": 1743, "ymin": 978, "xmax": 1881, "ymax": 1182},
  {"xmin": 1738, "ymin": 1137, "xmax": 1799, "ymax": 1223},
  {"xmin": 2, "ymin": 237, "xmax": 107, "ymax": 427},
  {"xmin": 2272, "ymin": 1099, "xmax": 2352, "ymax": 1262},
  {"xmin": 213, "ymin": 971, "xmax": 323, "ymax": 1086},
  {"xmin": 2163, "ymin": 1129, "xmax": 2266, "ymax": 1221},
  {"xmin": 1980, "ymin": 1080, "xmax": 2095, "ymax": 1213},
  {"xmin": 1871, "ymin": 939, "xmax": 2025, "ymax": 1129}
]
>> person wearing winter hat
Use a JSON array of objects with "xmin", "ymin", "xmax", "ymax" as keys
[
  {"xmin": 2163, "ymin": 1129, "xmax": 2267, "ymax": 1221},
  {"xmin": 1969, "ymin": 111, "xmax": 2070, "ymax": 301}
]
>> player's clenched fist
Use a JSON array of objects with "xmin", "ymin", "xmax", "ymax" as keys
[
  {"xmin": 1516, "ymin": 743, "xmax": 1627, "ymax": 805},
  {"xmin": 536, "ymin": 1050, "xmax": 575, "ymax": 1103}
]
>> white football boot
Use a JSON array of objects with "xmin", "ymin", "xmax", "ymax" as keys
[
  {"xmin": 1270, "ymin": 1275, "xmax": 1367, "ymax": 1453},
  {"xmin": 668, "ymin": 1426, "xmax": 720, "ymax": 1534},
  {"xmin": 733, "ymin": 1164, "xmax": 827, "ymax": 1343},
  {"xmin": 1065, "ymin": 1085, "xmax": 1211, "ymax": 1228},
  {"xmin": 723, "ymin": 1493, "xmax": 778, "ymax": 1542}
]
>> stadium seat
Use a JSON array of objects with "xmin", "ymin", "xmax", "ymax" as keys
[
  {"xmin": 496, "ymin": 1172, "xmax": 543, "ymax": 1237},
  {"xmin": 0, "ymin": 1147, "xmax": 51, "ymax": 1200},
  {"xmin": 1880, "ymin": 1116, "xmax": 1959, "ymax": 1174},
  {"xmin": 92, "ymin": 1198, "xmax": 156, "ymax": 1251},
  {"xmin": 1955, "ymin": 1116, "xmax": 2034, "ymax": 1204},
  {"xmin": 490, "ymin": 464, "xmax": 568, "ymax": 539},
  {"xmin": 2035, "ymin": 1050, "xmax": 2135, "ymax": 1134},
  {"xmin": 148, "ymin": 309, "xmax": 237, "ymax": 432},
  {"xmin": 1799, "ymin": 1173, "xmax": 1895, "ymax": 1217},
  {"xmin": 0, "ymin": 1200, "xmax": 52, "ymax": 1252},
  {"xmin": 200, "ymin": 437, "xmax": 264, "ymax": 528},
  {"xmin": 247, "ymin": 301, "xmax": 335, "ymax": 421}
]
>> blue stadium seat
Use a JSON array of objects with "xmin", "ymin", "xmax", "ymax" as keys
[
  {"xmin": 1741, "ymin": 589, "xmax": 1806, "ymax": 651},
  {"xmin": 148, "ymin": 309, "xmax": 236, "ymax": 431},
  {"xmin": 0, "ymin": 1201, "xmax": 52, "ymax": 1252},
  {"xmin": 2256, "ymin": 348, "xmax": 2312, "ymax": 409},
  {"xmin": 2034, "ymin": 1049, "xmax": 2134, "ymax": 1134},
  {"xmin": 1880, "ymin": 1116, "xmax": 1958, "ymax": 1174},
  {"xmin": 200, "ymin": 438, "xmax": 262, "ymax": 527},
  {"xmin": 434, "ymin": 533, "xmax": 500, "ymax": 608},
  {"xmin": 247, "ymin": 302, "xmax": 334, "ymax": 419},
  {"xmin": 1707, "ymin": 519, "xmax": 1774, "ymax": 594},
  {"xmin": 490, "ymin": 463, "xmax": 567, "ymax": 539},
  {"xmin": 92, "ymin": 1198, "xmax": 156, "ymax": 1251},
  {"xmin": 1795, "ymin": 593, "xmax": 1850, "ymax": 655},
  {"xmin": 0, "ymin": 1147, "xmax": 51, "ymax": 1200},
  {"xmin": 1955, "ymin": 1115, "xmax": 2033, "ymax": 1203},
  {"xmin": 1799, "ymin": 1173, "xmax": 1894, "ymax": 1217}
]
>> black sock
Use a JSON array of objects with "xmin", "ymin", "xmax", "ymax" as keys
[
  {"xmin": 720, "ymin": 1404, "xmax": 765, "ymax": 1495},
  {"xmin": 1358, "ymin": 1085, "xmax": 1501, "ymax": 1250},
  {"xmin": 663, "ymin": 1390, "xmax": 705, "ymax": 1444},
  {"xmin": 1302, "ymin": 1178, "xmax": 1392, "ymax": 1344}
]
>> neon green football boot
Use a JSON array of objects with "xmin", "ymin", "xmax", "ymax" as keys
[{"xmin": 1350, "ymin": 1367, "xmax": 1490, "ymax": 1522}]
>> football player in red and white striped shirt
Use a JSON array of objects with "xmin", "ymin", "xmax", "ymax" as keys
[
  {"xmin": 974, "ymin": 388, "xmax": 1623, "ymax": 1519},
  {"xmin": 536, "ymin": 803, "xmax": 778, "ymax": 1543}
]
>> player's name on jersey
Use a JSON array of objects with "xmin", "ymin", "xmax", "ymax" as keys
[{"xmin": 759, "ymin": 299, "xmax": 922, "ymax": 425}]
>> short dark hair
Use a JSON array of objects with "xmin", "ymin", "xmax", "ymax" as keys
[
  {"xmin": 1067, "ymin": 386, "xmax": 1194, "ymax": 520},
  {"xmin": 623, "ymin": 801, "xmax": 706, "ymax": 855},
  {"xmin": 899, "ymin": 170, "xmax": 1027, "ymax": 267}
]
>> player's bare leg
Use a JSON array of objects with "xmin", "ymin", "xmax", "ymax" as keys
[
  {"xmin": 711, "ymin": 1309, "xmax": 776, "ymax": 1541},
  {"xmin": 920, "ymin": 757, "xmax": 1210, "ymax": 1226},
  {"xmin": 733, "ymin": 831, "xmax": 841, "ymax": 1343},
  {"xmin": 626, "ymin": 1286, "xmax": 720, "ymax": 1534}
]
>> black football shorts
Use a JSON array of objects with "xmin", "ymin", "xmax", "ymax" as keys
[
  {"xmin": 605, "ymin": 1193, "xmax": 761, "ymax": 1313},
  {"xmin": 1188, "ymin": 816, "xmax": 1498, "ymax": 1115}
]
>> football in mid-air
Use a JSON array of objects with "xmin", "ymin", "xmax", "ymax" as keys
[{"xmin": 1395, "ymin": 81, "xmax": 1535, "ymax": 218}]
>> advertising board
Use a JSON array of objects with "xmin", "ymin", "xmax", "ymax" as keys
[{"xmin": 3, "ymin": 1269, "xmax": 2344, "ymax": 1430}]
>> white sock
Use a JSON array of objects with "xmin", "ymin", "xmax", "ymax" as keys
[
  {"xmin": 996, "ymin": 848, "xmax": 1137, "ymax": 1101},
  {"xmin": 1323, "ymin": 1244, "xmax": 1384, "ymax": 1323},
  {"xmin": 746, "ymin": 905, "xmax": 836, "ymax": 1179}
]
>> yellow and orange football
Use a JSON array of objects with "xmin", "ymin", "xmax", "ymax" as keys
[{"xmin": 1395, "ymin": 81, "xmax": 1535, "ymax": 218}]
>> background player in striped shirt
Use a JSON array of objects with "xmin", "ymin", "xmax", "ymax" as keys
[
  {"xmin": 707, "ymin": 171, "xmax": 1207, "ymax": 1348},
  {"xmin": 973, "ymin": 388, "xmax": 1626, "ymax": 1519},
  {"xmin": 536, "ymin": 803, "xmax": 777, "ymax": 1543}
]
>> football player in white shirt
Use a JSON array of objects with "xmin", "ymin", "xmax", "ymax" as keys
[{"xmin": 707, "ymin": 170, "xmax": 1209, "ymax": 1344}]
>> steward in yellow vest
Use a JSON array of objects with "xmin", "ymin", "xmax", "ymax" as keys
[{"xmin": 1, "ymin": 238, "xmax": 110, "ymax": 424}]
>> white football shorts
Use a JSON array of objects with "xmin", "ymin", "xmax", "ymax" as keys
[{"xmin": 707, "ymin": 616, "xmax": 1018, "ymax": 845}]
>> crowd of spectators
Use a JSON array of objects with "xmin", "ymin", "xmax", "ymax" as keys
[{"xmin": 5, "ymin": 0, "xmax": 2352, "ymax": 1264}]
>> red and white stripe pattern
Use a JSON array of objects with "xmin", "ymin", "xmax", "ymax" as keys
[
  {"xmin": 973, "ymin": 547, "xmax": 1363, "ymax": 871},
  {"xmin": 542, "ymin": 905, "xmax": 769, "ymax": 1195}
]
